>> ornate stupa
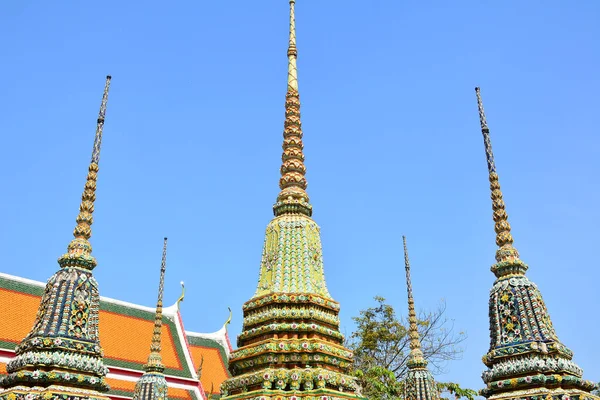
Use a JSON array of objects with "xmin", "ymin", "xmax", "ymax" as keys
[
  {"xmin": 402, "ymin": 237, "xmax": 440, "ymax": 400},
  {"xmin": 0, "ymin": 76, "xmax": 113, "ymax": 400},
  {"xmin": 132, "ymin": 238, "xmax": 170, "ymax": 400},
  {"xmin": 219, "ymin": 1, "xmax": 365, "ymax": 399},
  {"xmin": 474, "ymin": 87, "xmax": 598, "ymax": 400}
]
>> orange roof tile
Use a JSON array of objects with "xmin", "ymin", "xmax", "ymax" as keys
[
  {"xmin": 0, "ymin": 362, "xmax": 6, "ymax": 375},
  {"xmin": 0, "ymin": 289, "xmax": 39, "ymax": 344},
  {"xmin": 99, "ymin": 311, "xmax": 181, "ymax": 370},
  {"xmin": 189, "ymin": 346, "xmax": 228, "ymax": 394}
]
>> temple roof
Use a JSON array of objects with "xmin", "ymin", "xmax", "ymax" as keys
[{"xmin": 0, "ymin": 272, "xmax": 231, "ymax": 399}]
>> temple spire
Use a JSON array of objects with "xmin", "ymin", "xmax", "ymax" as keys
[
  {"xmin": 61, "ymin": 75, "xmax": 112, "ymax": 271},
  {"xmin": 475, "ymin": 87, "xmax": 526, "ymax": 277},
  {"xmin": 402, "ymin": 236, "xmax": 440, "ymax": 400},
  {"xmin": 221, "ymin": 3, "xmax": 363, "ymax": 398},
  {"xmin": 146, "ymin": 237, "xmax": 168, "ymax": 372},
  {"xmin": 0, "ymin": 76, "xmax": 113, "ymax": 400},
  {"xmin": 403, "ymin": 236, "xmax": 425, "ymax": 368},
  {"xmin": 474, "ymin": 88, "xmax": 596, "ymax": 400},
  {"xmin": 274, "ymin": 0, "xmax": 311, "ymax": 217},
  {"xmin": 132, "ymin": 238, "xmax": 169, "ymax": 400},
  {"xmin": 74, "ymin": 75, "xmax": 110, "ymax": 241}
]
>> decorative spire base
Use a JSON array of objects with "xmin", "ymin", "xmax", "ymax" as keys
[
  {"xmin": 221, "ymin": 288, "xmax": 365, "ymax": 399},
  {"xmin": 0, "ymin": 386, "xmax": 110, "ymax": 400}
]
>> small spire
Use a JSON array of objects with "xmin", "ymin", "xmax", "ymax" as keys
[
  {"xmin": 475, "ymin": 88, "xmax": 525, "ymax": 276},
  {"xmin": 145, "ymin": 237, "xmax": 168, "ymax": 373},
  {"xmin": 403, "ymin": 236, "xmax": 426, "ymax": 368},
  {"xmin": 274, "ymin": 0, "xmax": 312, "ymax": 217},
  {"xmin": 59, "ymin": 75, "xmax": 111, "ymax": 271}
]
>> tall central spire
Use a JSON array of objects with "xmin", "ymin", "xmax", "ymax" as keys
[
  {"xmin": 220, "ymin": 2, "xmax": 364, "ymax": 399},
  {"xmin": 274, "ymin": 0, "xmax": 311, "ymax": 217},
  {"xmin": 133, "ymin": 238, "xmax": 169, "ymax": 400},
  {"xmin": 253, "ymin": 0, "xmax": 328, "ymax": 298},
  {"xmin": 402, "ymin": 236, "xmax": 439, "ymax": 400},
  {"xmin": 0, "ymin": 76, "xmax": 112, "ymax": 400},
  {"xmin": 474, "ymin": 88, "xmax": 597, "ymax": 400}
]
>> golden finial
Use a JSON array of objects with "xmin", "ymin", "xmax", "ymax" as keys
[
  {"xmin": 475, "ymin": 88, "xmax": 526, "ymax": 276},
  {"xmin": 224, "ymin": 307, "xmax": 232, "ymax": 329},
  {"xmin": 59, "ymin": 75, "xmax": 111, "ymax": 271},
  {"xmin": 176, "ymin": 281, "xmax": 185, "ymax": 310},
  {"xmin": 145, "ymin": 237, "xmax": 168, "ymax": 372},
  {"xmin": 274, "ymin": 0, "xmax": 312, "ymax": 217},
  {"xmin": 287, "ymin": 0, "xmax": 298, "ymax": 91},
  {"xmin": 403, "ymin": 236, "xmax": 427, "ymax": 368}
]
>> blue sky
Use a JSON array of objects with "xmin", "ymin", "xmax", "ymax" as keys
[{"xmin": 1, "ymin": 0, "xmax": 599, "ymax": 393}]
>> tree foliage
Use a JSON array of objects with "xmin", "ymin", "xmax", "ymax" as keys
[{"xmin": 348, "ymin": 296, "xmax": 476, "ymax": 400}]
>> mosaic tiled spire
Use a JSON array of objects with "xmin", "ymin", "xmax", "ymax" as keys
[
  {"xmin": 253, "ymin": 0, "xmax": 329, "ymax": 299},
  {"xmin": 475, "ymin": 87, "xmax": 597, "ymax": 400},
  {"xmin": 0, "ymin": 76, "xmax": 112, "ymax": 400},
  {"xmin": 402, "ymin": 236, "xmax": 440, "ymax": 400},
  {"xmin": 133, "ymin": 238, "xmax": 169, "ymax": 400},
  {"xmin": 220, "ymin": 2, "xmax": 365, "ymax": 399}
]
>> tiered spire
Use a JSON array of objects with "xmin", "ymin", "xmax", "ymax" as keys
[
  {"xmin": 253, "ymin": 0, "xmax": 329, "ymax": 298},
  {"xmin": 220, "ymin": 2, "xmax": 365, "ymax": 399},
  {"xmin": 402, "ymin": 236, "xmax": 439, "ymax": 400},
  {"xmin": 132, "ymin": 238, "xmax": 169, "ymax": 400},
  {"xmin": 475, "ymin": 88, "xmax": 597, "ymax": 400},
  {"xmin": 273, "ymin": 0, "xmax": 311, "ymax": 217},
  {"xmin": 0, "ymin": 76, "xmax": 112, "ymax": 400}
]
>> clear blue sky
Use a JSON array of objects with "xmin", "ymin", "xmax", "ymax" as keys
[{"xmin": 1, "ymin": 0, "xmax": 599, "ymax": 393}]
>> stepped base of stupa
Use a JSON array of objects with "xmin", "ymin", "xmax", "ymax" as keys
[{"xmin": 0, "ymin": 385, "xmax": 111, "ymax": 400}]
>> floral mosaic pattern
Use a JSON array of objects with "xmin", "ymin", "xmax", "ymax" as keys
[
  {"xmin": 132, "ymin": 373, "xmax": 168, "ymax": 400},
  {"xmin": 222, "ymin": 368, "xmax": 360, "ymax": 396},
  {"xmin": 404, "ymin": 369, "xmax": 439, "ymax": 400},
  {"xmin": 254, "ymin": 216, "xmax": 331, "ymax": 299},
  {"xmin": 243, "ymin": 304, "xmax": 339, "ymax": 329},
  {"xmin": 239, "ymin": 322, "xmax": 344, "ymax": 342},
  {"xmin": 0, "ymin": 385, "xmax": 110, "ymax": 400},
  {"xmin": 0, "ymin": 267, "xmax": 109, "ymax": 395}
]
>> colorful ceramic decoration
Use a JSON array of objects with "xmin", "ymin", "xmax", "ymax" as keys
[
  {"xmin": 220, "ymin": 2, "xmax": 365, "ymax": 399},
  {"xmin": 402, "ymin": 237, "xmax": 440, "ymax": 400},
  {"xmin": 0, "ymin": 76, "xmax": 113, "ymax": 400},
  {"xmin": 475, "ymin": 88, "xmax": 598, "ymax": 400},
  {"xmin": 132, "ymin": 238, "xmax": 170, "ymax": 400}
]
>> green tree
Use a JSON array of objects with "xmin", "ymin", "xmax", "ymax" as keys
[{"xmin": 348, "ymin": 296, "xmax": 476, "ymax": 400}]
